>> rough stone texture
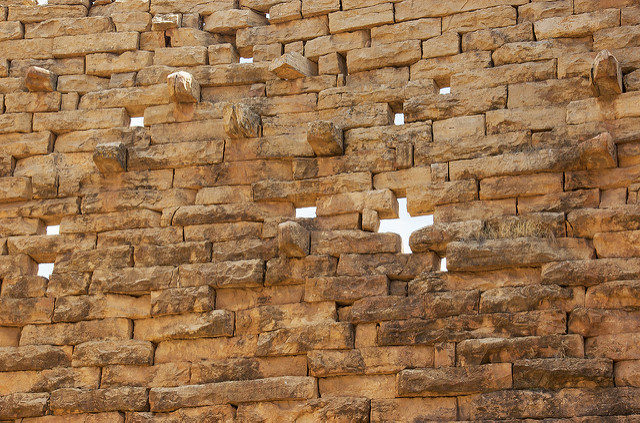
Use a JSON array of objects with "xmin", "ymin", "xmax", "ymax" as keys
[
  {"xmin": 92, "ymin": 142, "xmax": 127, "ymax": 174},
  {"xmin": 0, "ymin": 2, "xmax": 639, "ymax": 421},
  {"xmin": 166, "ymin": 70, "xmax": 200, "ymax": 103}
]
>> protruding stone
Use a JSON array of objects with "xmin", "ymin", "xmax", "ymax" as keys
[
  {"xmin": 222, "ymin": 103, "xmax": 261, "ymax": 139},
  {"xmin": 591, "ymin": 50, "xmax": 623, "ymax": 97},
  {"xmin": 362, "ymin": 208, "xmax": 380, "ymax": 232},
  {"xmin": 25, "ymin": 66, "xmax": 57, "ymax": 92},
  {"xmin": 307, "ymin": 120, "xmax": 343, "ymax": 156},
  {"xmin": 269, "ymin": 52, "xmax": 318, "ymax": 80},
  {"xmin": 278, "ymin": 221, "xmax": 310, "ymax": 258},
  {"xmin": 93, "ymin": 142, "xmax": 127, "ymax": 174},
  {"xmin": 167, "ymin": 71, "xmax": 200, "ymax": 103}
]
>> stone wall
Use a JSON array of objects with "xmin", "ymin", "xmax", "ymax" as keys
[{"xmin": 1, "ymin": 0, "xmax": 640, "ymax": 421}]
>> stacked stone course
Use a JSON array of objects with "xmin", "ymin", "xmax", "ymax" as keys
[{"xmin": 1, "ymin": 0, "xmax": 640, "ymax": 420}]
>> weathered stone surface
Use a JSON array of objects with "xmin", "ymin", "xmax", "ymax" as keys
[
  {"xmin": 150, "ymin": 377, "xmax": 317, "ymax": 412},
  {"xmin": 167, "ymin": 71, "xmax": 200, "ymax": 103},
  {"xmin": 222, "ymin": 102, "xmax": 261, "ymax": 139},
  {"xmin": 270, "ymin": 52, "xmax": 318, "ymax": 79},
  {"xmin": 448, "ymin": 237, "xmax": 594, "ymax": 271},
  {"xmin": 513, "ymin": 358, "xmax": 613, "ymax": 389},
  {"xmin": 25, "ymin": 66, "xmax": 57, "ymax": 92},
  {"xmin": 72, "ymin": 340, "xmax": 154, "ymax": 367},
  {"xmin": 592, "ymin": 50, "xmax": 623, "ymax": 96},
  {"xmin": 307, "ymin": 120, "xmax": 343, "ymax": 156},
  {"xmin": 397, "ymin": 363, "xmax": 512, "ymax": 396},
  {"xmin": 457, "ymin": 335, "xmax": 585, "ymax": 366},
  {"xmin": 134, "ymin": 310, "xmax": 234, "ymax": 342},
  {"xmin": 278, "ymin": 220, "xmax": 309, "ymax": 257},
  {"xmin": 93, "ymin": 142, "xmax": 127, "ymax": 174},
  {"xmin": 49, "ymin": 387, "xmax": 148, "ymax": 414},
  {"xmin": 256, "ymin": 322, "xmax": 354, "ymax": 356},
  {"xmin": 0, "ymin": 345, "xmax": 71, "ymax": 371}
]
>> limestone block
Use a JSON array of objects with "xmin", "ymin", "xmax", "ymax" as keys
[
  {"xmin": 93, "ymin": 142, "xmax": 127, "ymax": 174},
  {"xmin": 222, "ymin": 103, "xmax": 261, "ymax": 139},
  {"xmin": 307, "ymin": 120, "xmax": 343, "ymax": 156},
  {"xmin": 270, "ymin": 52, "xmax": 318, "ymax": 79},
  {"xmin": 25, "ymin": 66, "xmax": 57, "ymax": 92},
  {"xmin": 167, "ymin": 71, "xmax": 200, "ymax": 103},
  {"xmin": 278, "ymin": 221, "xmax": 310, "ymax": 257},
  {"xmin": 591, "ymin": 50, "xmax": 623, "ymax": 97}
]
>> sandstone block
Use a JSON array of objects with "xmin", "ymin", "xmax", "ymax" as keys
[
  {"xmin": 328, "ymin": 3, "xmax": 393, "ymax": 33},
  {"xmin": 457, "ymin": 335, "xmax": 585, "ymax": 366},
  {"xmin": 256, "ymin": 322, "xmax": 354, "ymax": 356},
  {"xmin": 361, "ymin": 208, "xmax": 379, "ymax": 232},
  {"xmin": 72, "ymin": 340, "xmax": 154, "ymax": 367},
  {"xmin": 25, "ymin": 66, "xmax": 57, "ymax": 92},
  {"xmin": 378, "ymin": 310, "xmax": 566, "ymax": 346},
  {"xmin": 33, "ymin": 108, "xmax": 129, "ymax": 134},
  {"xmin": 397, "ymin": 363, "xmax": 512, "ymax": 396},
  {"xmin": 222, "ymin": 103, "xmax": 261, "ymax": 139},
  {"xmin": 513, "ymin": 358, "xmax": 613, "ymax": 389},
  {"xmin": 594, "ymin": 230, "xmax": 640, "ymax": 258},
  {"xmin": 236, "ymin": 302, "xmax": 336, "ymax": 335},
  {"xmin": 347, "ymin": 40, "xmax": 421, "ymax": 73},
  {"xmin": 447, "ymin": 237, "xmax": 594, "ymax": 271},
  {"xmin": 134, "ymin": 310, "xmax": 234, "ymax": 342},
  {"xmin": 204, "ymin": 9, "xmax": 268, "ymax": 34},
  {"xmin": 149, "ymin": 376, "xmax": 317, "ymax": 412},
  {"xmin": 0, "ymin": 176, "xmax": 32, "ymax": 202},
  {"xmin": 167, "ymin": 71, "xmax": 200, "ymax": 103},
  {"xmin": 591, "ymin": 50, "xmax": 623, "ymax": 97},
  {"xmin": 52, "ymin": 32, "xmax": 139, "ymax": 58},
  {"xmin": 151, "ymin": 286, "xmax": 215, "ymax": 316},
  {"xmin": 20, "ymin": 318, "xmax": 132, "ymax": 346},
  {"xmin": 270, "ymin": 52, "xmax": 318, "ymax": 79},
  {"xmin": 306, "ymin": 120, "xmax": 343, "ymax": 156},
  {"xmin": 534, "ymin": 9, "xmax": 620, "ymax": 40},
  {"xmin": 0, "ymin": 345, "xmax": 71, "ymax": 371},
  {"xmin": 304, "ymin": 275, "xmax": 388, "ymax": 303},
  {"xmin": 371, "ymin": 397, "xmax": 457, "ymax": 422},
  {"xmin": 407, "ymin": 180, "xmax": 478, "ymax": 215},
  {"xmin": 93, "ymin": 142, "xmax": 127, "ymax": 174},
  {"xmin": 49, "ymin": 387, "xmax": 148, "ymax": 414},
  {"xmin": 0, "ymin": 392, "xmax": 48, "ymax": 419},
  {"xmin": 278, "ymin": 221, "xmax": 309, "ymax": 257},
  {"xmin": 151, "ymin": 13, "xmax": 180, "ymax": 30}
]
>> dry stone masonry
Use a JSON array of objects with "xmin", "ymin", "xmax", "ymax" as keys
[{"xmin": 0, "ymin": 0, "xmax": 640, "ymax": 421}]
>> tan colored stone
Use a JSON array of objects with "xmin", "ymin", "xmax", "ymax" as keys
[
  {"xmin": 398, "ymin": 363, "xmax": 512, "ymax": 396},
  {"xmin": 592, "ymin": 49, "xmax": 624, "ymax": 97},
  {"xmin": 270, "ymin": 52, "xmax": 318, "ymax": 79}
]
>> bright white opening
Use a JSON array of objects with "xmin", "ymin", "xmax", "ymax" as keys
[
  {"xmin": 439, "ymin": 87, "xmax": 451, "ymax": 95},
  {"xmin": 46, "ymin": 225, "xmax": 60, "ymax": 235},
  {"xmin": 378, "ymin": 198, "xmax": 433, "ymax": 253},
  {"xmin": 130, "ymin": 116, "xmax": 144, "ymax": 127},
  {"xmin": 394, "ymin": 113, "xmax": 405, "ymax": 126},
  {"xmin": 265, "ymin": 13, "xmax": 270, "ymax": 19},
  {"xmin": 37, "ymin": 0, "xmax": 48, "ymax": 4},
  {"xmin": 296, "ymin": 207, "xmax": 317, "ymax": 218},
  {"xmin": 37, "ymin": 263, "xmax": 54, "ymax": 278},
  {"xmin": 240, "ymin": 57, "xmax": 254, "ymax": 64},
  {"xmin": 440, "ymin": 257, "xmax": 447, "ymax": 272}
]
